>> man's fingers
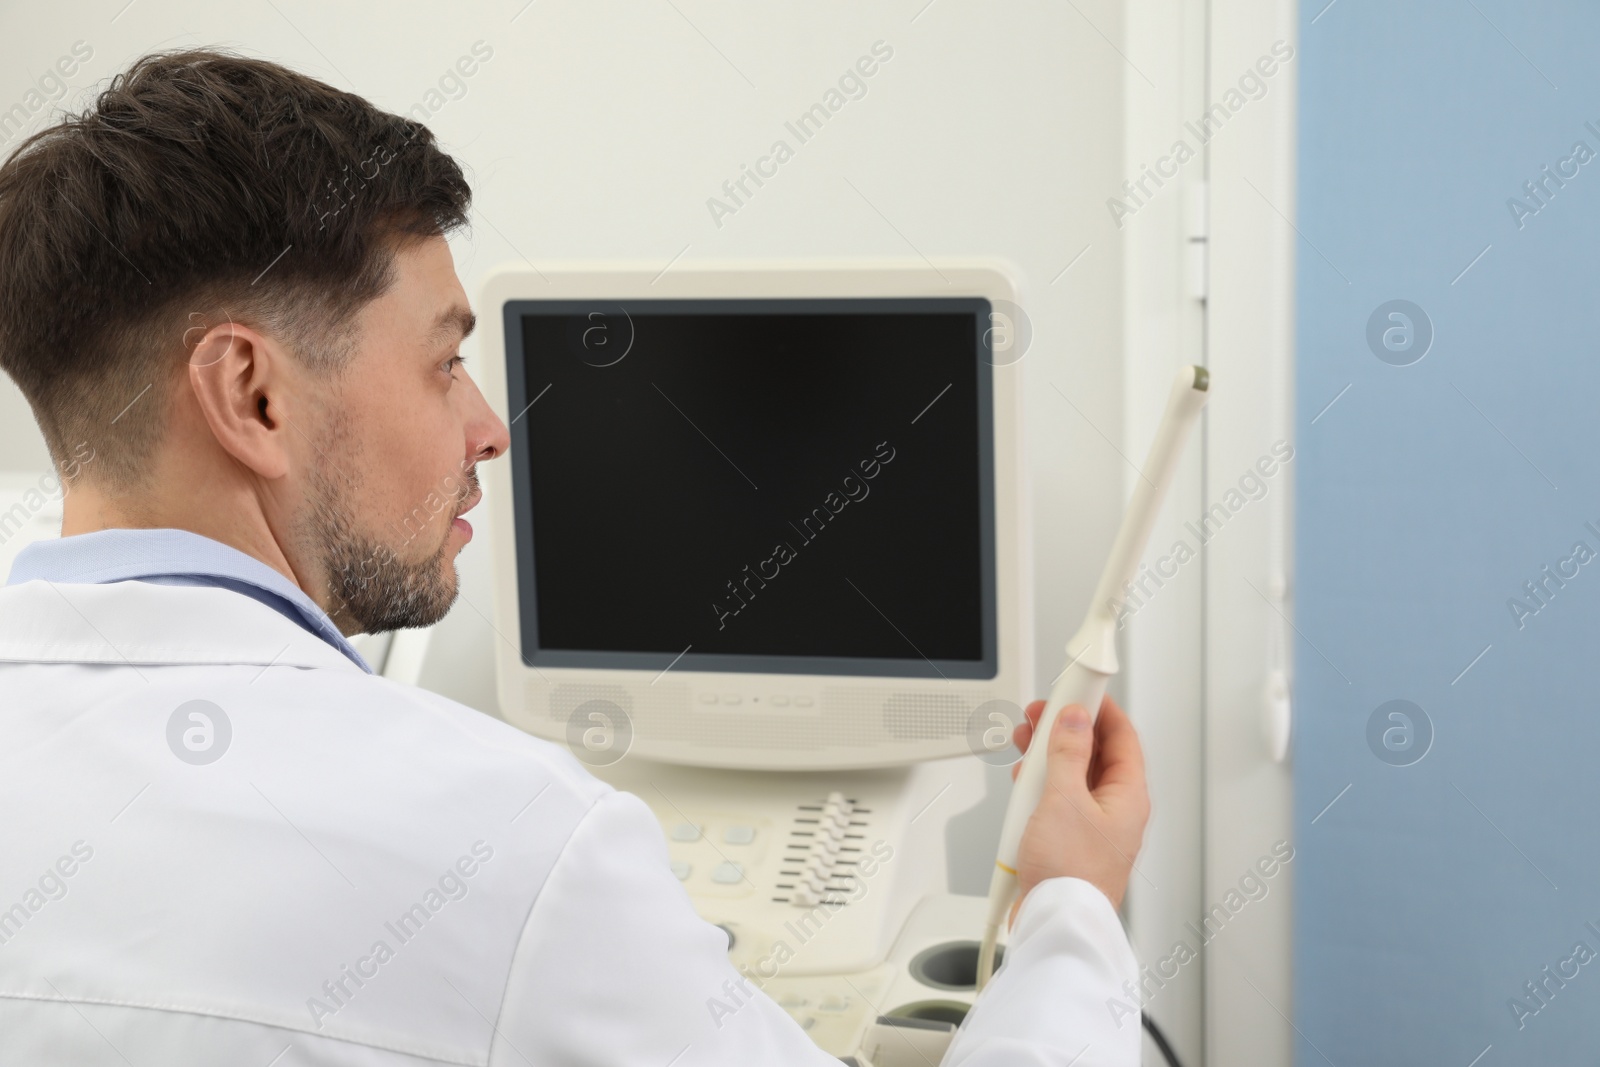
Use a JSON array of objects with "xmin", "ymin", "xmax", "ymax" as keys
[
  {"xmin": 1088, "ymin": 694, "xmax": 1146, "ymax": 796},
  {"xmin": 1043, "ymin": 703, "xmax": 1096, "ymax": 798}
]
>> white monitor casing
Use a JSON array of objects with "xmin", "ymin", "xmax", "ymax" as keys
[{"xmin": 478, "ymin": 261, "xmax": 1033, "ymax": 770}]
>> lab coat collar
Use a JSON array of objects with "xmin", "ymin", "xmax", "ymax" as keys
[
  {"xmin": 0, "ymin": 579, "xmax": 364, "ymax": 673},
  {"xmin": 6, "ymin": 527, "xmax": 372, "ymax": 672}
]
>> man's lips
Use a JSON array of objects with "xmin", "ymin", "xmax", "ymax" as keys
[{"xmin": 452, "ymin": 488, "xmax": 482, "ymax": 539}]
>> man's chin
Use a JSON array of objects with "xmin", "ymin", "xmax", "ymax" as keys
[
  {"xmin": 412, "ymin": 545, "xmax": 463, "ymax": 626},
  {"xmin": 434, "ymin": 558, "xmax": 463, "ymax": 614},
  {"xmin": 328, "ymin": 539, "xmax": 461, "ymax": 634}
]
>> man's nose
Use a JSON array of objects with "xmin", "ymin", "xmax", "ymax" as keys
[{"xmin": 464, "ymin": 376, "xmax": 510, "ymax": 464}]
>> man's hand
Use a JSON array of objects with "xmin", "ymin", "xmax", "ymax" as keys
[{"xmin": 1009, "ymin": 695, "xmax": 1150, "ymax": 914}]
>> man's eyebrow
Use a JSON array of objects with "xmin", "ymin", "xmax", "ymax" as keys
[{"xmin": 430, "ymin": 305, "xmax": 477, "ymax": 344}]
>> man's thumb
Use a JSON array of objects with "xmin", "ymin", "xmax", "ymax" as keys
[{"xmin": 1045, "ymin": 704, "xmax": 1095, "ymax": 793}]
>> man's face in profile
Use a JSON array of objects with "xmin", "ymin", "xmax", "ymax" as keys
[{"xmin": 296, "ymin": 236, "xmax": 508, "ymax": 635}]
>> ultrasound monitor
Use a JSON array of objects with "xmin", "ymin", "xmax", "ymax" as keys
[{"xmin": 479, "ymin": 264, "xmax": 1032, "ymax": 769}]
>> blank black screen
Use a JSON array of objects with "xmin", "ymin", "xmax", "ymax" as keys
[{"xmin": 508, "ymin": 298, "xmax": 994, "ymax": 677}]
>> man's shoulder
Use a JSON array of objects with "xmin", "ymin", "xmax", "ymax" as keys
[
  {"xmin": 0, "ymin": 651, "xmax": 624, "ymax": 1059},
  {"xmin": 378, "ymin": 675, "xmax": 600, "ymax": 777},
  {"xmin": 4, "ymin": 640, "xmax": 612, "ymax": 857},
  {"xmin": 267, "ymin": 665, "xmax": 615, "ymax": 815}
]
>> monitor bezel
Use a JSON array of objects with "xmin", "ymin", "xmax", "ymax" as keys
[{"xmin": 478, "ymin": 262, "xmax": 1033, "ymax": 770}]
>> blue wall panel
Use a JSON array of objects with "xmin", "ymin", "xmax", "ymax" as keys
[{"xmin": 1295, "ymin": 2, "xmax": 1600, "ymax": 1064}]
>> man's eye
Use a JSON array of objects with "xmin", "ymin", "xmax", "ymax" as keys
[{"xmin": 443, "ymin": 354, "xmax": 465, "ymax": 375}]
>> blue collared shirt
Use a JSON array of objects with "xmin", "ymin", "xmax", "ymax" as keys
[{"xmin": 4, "ymin": 528, "xmax": 373, "ymax": 673}]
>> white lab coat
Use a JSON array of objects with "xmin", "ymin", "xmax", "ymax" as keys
[{"xmin": 0, "ymin": 578, "xmax": 1140, "ymax": 1065}]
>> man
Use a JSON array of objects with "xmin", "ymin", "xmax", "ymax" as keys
[{"xmin": 0, "ymin": 50, "xmax": 1150, "ymax": 1064}]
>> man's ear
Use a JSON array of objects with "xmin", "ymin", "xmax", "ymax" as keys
[{"xmin": 186, "ymin": 317, "xmax": 294, "ymax": 481}]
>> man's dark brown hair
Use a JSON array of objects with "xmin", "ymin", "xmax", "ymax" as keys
[{"xmin": 0, "ymin": 49, "xmax": 472, "ymax": 490}]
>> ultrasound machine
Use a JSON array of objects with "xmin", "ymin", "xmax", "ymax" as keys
[{"xmin": 478, "ymin": 263, "xmax": 1034, "ymax": 1063}]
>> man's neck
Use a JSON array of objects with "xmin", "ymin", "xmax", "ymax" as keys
[{"xmin": 60, "ymin": 477, "xmax": 322, "ymax": 613}]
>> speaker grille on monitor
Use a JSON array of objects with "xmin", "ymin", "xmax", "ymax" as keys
[{"xmin": 877, "ymin": 692, "xmax": 972, "ymax": 740}]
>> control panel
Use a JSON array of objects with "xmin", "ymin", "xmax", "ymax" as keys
[
  {"xmin": 590, "ymin": 757, "xmax": 988, "ymax": 1058},
  {"xmin": 662, "ymin": 790, "xmax": 874, "ymax": 908}
]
